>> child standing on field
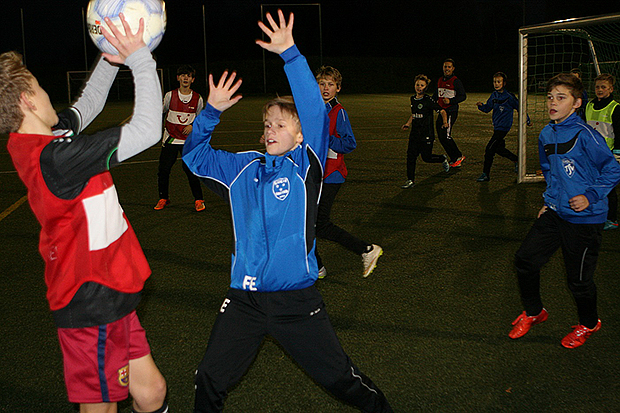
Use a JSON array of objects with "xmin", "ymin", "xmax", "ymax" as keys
[
  {"xmin": 585, "ymin": 73, "xmax": 620, "ymax": 230},
  {"xmin": 2, "ymin": 16, "xmax": 167, "ymax": 412},
  {"xmin": 154, "ymin": 64, "xmax": 206, "ymax": 211},
  {"xmin": 475, "ymin": 72, "xmax": 529, "ymax": 182},
  {"xmin": 510, "ymin": 73, "xmax": 620, "ymax": 349},
  {"xmin": 314, "ymin": 65, "xmax": 382, "ymax": 279},
  {"xmin": 182, "ymin": 11, "xmax": 392, "ymax": 412},
  {"xmin": 400, "ymin": 74, "xmax": 450, "ymax": 189}
]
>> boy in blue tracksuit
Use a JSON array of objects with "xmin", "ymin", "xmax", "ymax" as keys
[
  {"xmin": 475, "ymin": 72, "xmax": 529, "ymax": 182},
  {"xmin": 509, "ymin": 73, "xmax": 620, "ymax": 349},
  {"xmin": 182, "ymin": 11, "xmax": 392, "ymax": 412}
]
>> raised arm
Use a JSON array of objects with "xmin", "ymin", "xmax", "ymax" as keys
[
  {"xmin": 71, "ymin": 56, "xmax": 119, "ymax": 132},
  {"xmin": 99, "ymin": 15, "xmax": 162, "ymax": 162},
  {"xmin": 256, "ymin": 11, "xmax": 328, "ymax": 161}
]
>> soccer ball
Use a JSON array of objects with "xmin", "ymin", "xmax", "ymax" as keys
[{"xmin": 86, "ymin": 0, "xmax": 167, "ymax": 55}]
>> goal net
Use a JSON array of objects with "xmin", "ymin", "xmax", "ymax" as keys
[
  {"xmin": 518, "ymin": 13, "xmax": 620, "ymax": 182},
  {"xmin": 66, "ymin": 68, "xmax": 164, "ymax": 104}
]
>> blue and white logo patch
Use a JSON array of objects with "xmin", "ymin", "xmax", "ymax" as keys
[
  {"xmin": 562, "ymin": 158, "xmax": 575, "ymax": 177},
  {"xmin": 272, "ymin": 177, "xmax": 290, "ymax": 200}
]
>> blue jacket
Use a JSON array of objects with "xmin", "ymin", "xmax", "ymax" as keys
[
  {"xmin": 324, "ymin": 98, "xmax": 356, "ymax": 184},
  {"xmin": 539, "ymin": 112, "xmax": 620, "ymax": 224},
  {"xmin": 477, "ymin": 89, "xmax": 520, "ymax": 132},
  {"xmin": 182, "ymin": 45, "xmax": 329, "ymax": 292}
]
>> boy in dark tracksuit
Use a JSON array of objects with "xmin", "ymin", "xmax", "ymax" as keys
[
  {"xmin": 400, "ymin": 73, "xmax": 450, "ymax": 188},
  {"xmin": 510, "ymin": 73, "xmax": 620, "ymax": 349},
  {"xmin": 475, "ymin": 72, "xmax": 530, "ymax": 182},
  {"xmin": 182, "ymin": 11, "xmax": 392, "ymax": 412},
  {"xmin": 432, "ymin": 58, "xmax": 466, "ymax": 167}
]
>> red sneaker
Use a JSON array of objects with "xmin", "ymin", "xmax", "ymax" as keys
[
  {"xmin": 449, "ymin": 156, "xmax": 466, "ymax": 168},
  {"xmin": 195, "ymin": 200, "xmax": 206, "ymax": 212},
  {"xmin": 561, "ymin": 320, "xmax": 601, "ymax": 349},
  {"xmin": 509, "ymin": 308, "xmax": 548, "ymax": 339},
  {"xmin": 154, "ymin": 199, "xmax": 170, "ymax": 210}
]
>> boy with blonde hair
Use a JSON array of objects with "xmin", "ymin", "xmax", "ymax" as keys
[{"xmin": 183, "ymin": 11, "xmax": 392, "ymax": 412}]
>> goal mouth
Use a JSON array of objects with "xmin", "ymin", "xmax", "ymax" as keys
[{"xmin": 517, "ymin": 12, "xmax": 620, "ymax": 183}]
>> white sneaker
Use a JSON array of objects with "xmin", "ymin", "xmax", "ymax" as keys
[
  {"xmin": 362, "ymin": 244, "xmax": 383, "ymax": 278},
  {"xmin": 318, "ymin": 266, "xmax": 327, "ymax": 279},
  {"xmin": 442, "ymin": 157, "xmax": 450, "ymax": 172},
  {"xmin": 401, "ymin": 180, "xmax": 414, "ymax": 189}
]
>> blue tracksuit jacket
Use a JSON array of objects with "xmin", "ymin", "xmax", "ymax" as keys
[
  {"xmin": 477, "ymin": 89, "xmax": 521, "ymax": 132},
  {"xmin": 539, "ymin": 112, "xmax": 620, "ymax": 224},
  {"xmin": 182, "ymin": 45, "xmax": 329, "ymax": 292}
]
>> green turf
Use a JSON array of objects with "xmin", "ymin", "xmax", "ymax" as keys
[{"xmin": 1, "ymin": 94, "xmax": 619, "ymax": 412}]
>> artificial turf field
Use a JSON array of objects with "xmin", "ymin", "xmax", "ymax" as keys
[{"xmin": 1, "ymin": 93, "xmax": 619, "ymax": 412}]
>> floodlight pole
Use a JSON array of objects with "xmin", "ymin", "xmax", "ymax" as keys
[
  {"xmin": 20, "ymin": 9, "xmax": 26, "ymax": 66},
  {"xmin": 82, "ymin": 7, "xmax": 89, "ymax": 71},
  {"xmin": 203, "ymin": 4, "xmax": 208, "ymax": 86}
]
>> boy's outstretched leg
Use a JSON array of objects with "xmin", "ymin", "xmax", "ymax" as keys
[{"xmin": 272, "ymin": 286, "xmax": 393, "ymax": 412}]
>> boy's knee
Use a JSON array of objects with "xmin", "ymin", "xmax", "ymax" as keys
[{"xmin": 132, "ymin": 375, "xmax": 167, "ymax": 411}]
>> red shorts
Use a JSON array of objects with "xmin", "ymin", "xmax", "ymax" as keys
[{"xmin": 57, "ymin": 310, "xmax": 151, "ymax": 404}]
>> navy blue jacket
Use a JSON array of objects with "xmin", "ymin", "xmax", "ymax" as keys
[{"xmin": 477, "ymin": 89, "xmax": 521, "ymax": 132}]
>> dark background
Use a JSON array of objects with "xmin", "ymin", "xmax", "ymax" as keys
[{"xmin": 2, "ymin": 0, "xmax": 620, "ymax": 101}]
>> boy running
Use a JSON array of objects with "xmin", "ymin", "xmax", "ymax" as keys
[
  {"xmin": 182, "ymin": 11, "xmax": 392, "ymax": 412},
  {"xmin": 432, "ymin": 58, "xmax": 466, "ymax": 167},
  {"xmin": 475, "ymin": 72, "xmax": 530, "ymax": 182},
  {"xmin": 314, "ymin": 65, "xmax": 382, "ymax": 279},
  {"xmin": 2, "ymin": 16, "xmax": 167, "ymax": 412},
  {"xmin": 400, "ymin": 74, "xmax": 450, "ymax": 189},
  {"xmin": 510, "ymin": 73, "xmax": 620, "ymax": 348}
]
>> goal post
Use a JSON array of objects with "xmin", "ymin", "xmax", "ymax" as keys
[
  {"xmin": 518, "ymin": 12, "xmax": 620, "ymax": 183},
  {"xmin": 66, "ymin": 68, "xmax": 164, "ymax": 104}
]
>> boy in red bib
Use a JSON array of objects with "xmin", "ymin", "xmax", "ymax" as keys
[{"xmin": 2, "ymin": 15, "xmax": 167, "ymax": 413}]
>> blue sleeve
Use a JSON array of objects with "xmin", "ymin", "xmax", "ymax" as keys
[
  {"xmin": 329, "ymin": 108, "xmax": 356, "ymax": 154},
  {"xmin": 281, "ymin": 45, "xmax": 329, "ymax": 166},
  {"xmin": 478, "ymin": 93, "xmax": 493, "ymax": 113},
  {"xmin": 182, "ymin": 104, "xmax": 257, "ymax": 185},
  {"xmin": 583, "ymin": 130, "xmax": 620, "ymax": 204}
]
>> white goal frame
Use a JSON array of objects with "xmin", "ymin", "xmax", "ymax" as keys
[
  {"xmin": 517, "ymin": 12, "xmax": 620, "ymax": 183},
  {"xmin": 66, "ymin": 68, "xmax": 164, "ymax": 104}
]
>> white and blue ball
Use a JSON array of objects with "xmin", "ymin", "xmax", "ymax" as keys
[{"xmin": 87, "ymin": 0, "xmax": 167, "ymax": 55}]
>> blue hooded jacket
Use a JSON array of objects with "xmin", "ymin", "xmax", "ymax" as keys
[
  {"xmin": 539, "ymin": 112, "xmax": 620, "ymax": 224},
  {"xmin": 477, "ymin": 89, "xmax": 520, "ymax": 132}
]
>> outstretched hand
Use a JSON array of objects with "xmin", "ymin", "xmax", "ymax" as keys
[
  {"xmin": 207, "ymin": 71, "xmax": 243, "ymax": 112},
  {"xmin": 101, "ymin": 14, "xmax": 147, "ymax": 64},
  {"xmin": 256, "ymin": 10, "xmax": 295, "ymax": 54}
]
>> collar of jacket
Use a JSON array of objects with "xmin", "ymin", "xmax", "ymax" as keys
[
  {"xmin": 263, "ymin": 148, "xmax": 298, "ymax": 173},
  {"xmin": 548, "ymin": 111, "xmax": 583, "ymax": 130}
]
